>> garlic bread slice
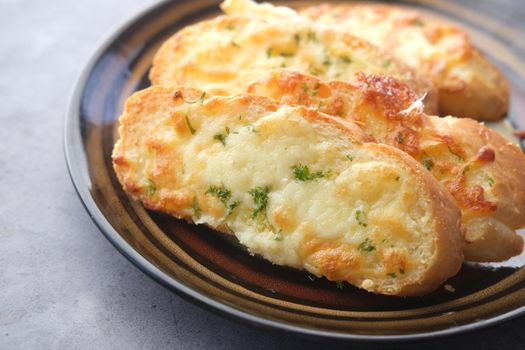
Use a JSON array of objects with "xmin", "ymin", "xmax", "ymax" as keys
[
  {"xmin": 248, "ymin": 70, "xmax": 525, "ymax": 262},
  {"xmin": 149, "ymin": 13, "xmax": 437, "ymax": 114},
  {"xmin": 112, "ymin": 86, "xmax": 463, "ymax": 296},
  {"xmin": 299, "ymin": 2, "xmax": 509, "ymax": 120}
]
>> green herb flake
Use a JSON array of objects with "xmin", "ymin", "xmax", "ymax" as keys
[
  {"xmin": 273, "ymin": 230, "xmax": 283, "ymax": 241},
  {"xmin": 358, "ymin": 238, "xmax": 375, "ymax": 252},
  {"xmin": 346, "ymin": 155, "xmax": 354, "ymax": 161},
  {"xmin": 294, "ymin": 33, "xmax": 301, "ymax": 46},
  {"xmin": 192, "ymin": 197, "xmax": 201, "ymax": 219},
  {"xmin": 226, "ymin": 200, "xmax": 240, "ymax": 217},
  {"xmin": 225, "ymin": 24, "xmax": 235, "ymax": 30},
  {"xmin": 266, "ymin": 47, "xmax": 273, "ymax": 58},
  {"xmin": 395, "ymin": 131, "xmax": 404, "ymax": 145},
  {"xmin": 185, "ymin": 115, "xmax": 196, "ymax": 135},
  {"xmin": 213, "ymin": 127, "xmax": 230, "ymax": 146},
  {"xmin": 382, "ymin": 59, "xmax": 392, "ymax": 68},
  {"xmin": 214, "ymin": 133, "xmax": 226, "ymax": 145},
  {"xmin": 487, "ymin": 176, "xmax": 495, "ymax": 187},
  {"xmin": 309, "ymin": 66, "xmax": 323, "ymax": 75},
  {"xmin": 280, "ymin": 52, "xmax": 295, "ymax": 58},
  {"xmin": 421, "ymin": 156, "xmax": 434, "ymax": 171},
  {"xmin": 413, "ymin": 18, "xmax": 424, "ymax": 26},
  {"xmin": 339, "ymin": 55, "xmax": 352, "ymax": 64},
  {"xmin": 335, "ymin": 281, "xmax": 345, "ymax": 290},
  {"xmin": 146, "ymin": 179, "xmax": 156, "ymax": 195},
  {"xmin": 307, "ymin": 30, "xmax": 317, "ymax": 42},
  {"xmin": 387, "ymin": 272, "xmax": 397, "ymax": 278},
  {"xmin": 355, "ymin": 210, "xmax": 368, "ymax": 228},
  {"xmin": 399, "ymin": 268, "xmax": 405, "ymax": 274},
  {"xmin": 206, "ymin": 185, "xmax": 232, "ymax": 204},
  {"xmin": 292, "ymin": 164, "xmax": 329, "ymax": 181},
  {"xmin": 249, "ymin": 186, "xmax": 270, "ymax": 219},
  {"xmin": 231, "ymin": 41, "xmax": 240, "ymax": 48},
  {"xmin": 322, "ymin": 58, "xmax": 331, "ymax": 67},
  {"xmin": 302, "ymin": 83, "xmax": 309, "ymax": 93},
  {"xmin": 183, "ymin": 91, "xmax": 206, "ymax": 104},
  {"xmin": 395, "ymin": 175, "xmax": 400, "ymax": 181}
]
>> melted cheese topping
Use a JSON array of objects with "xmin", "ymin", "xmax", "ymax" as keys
[
  {"xmin": 248, "ymin": 70, "xmax": 525, "ymax": 261},
  {"xmin": 112, "ymin": 87, "xmax": 457, "ymax": 294},
  {"xmin": 150, "ymin": 13, "xmax": 434, "ymax": 105}
]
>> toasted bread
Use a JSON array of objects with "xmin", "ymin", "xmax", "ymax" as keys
[
  {"xmin": 299, "ymin": 3, "xmax": 509, "ymax": 121},
  {"xmin": 112, "ymin": 86, "xmax": 463, "ymax": 296},
  {"xmin": 248, "ymin": 70, "xmax": 525, "ymax": 262},
  {"xmin": 149, "ymin": 13, "xmax": 437, "ymax": 114}
]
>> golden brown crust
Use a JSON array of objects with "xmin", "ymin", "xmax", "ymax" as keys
[
  {"xmin": 113, "ymin": 85, "xmax": 463, "ymax": 296},
  {"xmin": 300, "ymin": 3, "xmax": 509, "ymax": 120},
  {"xmin": 248, "ymin": 69, "xmax": 525, "ymax": 262}
]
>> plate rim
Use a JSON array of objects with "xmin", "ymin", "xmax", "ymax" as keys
[{"xmin": 63, "ymin": 0, "xmax": 525, "ymax": 342}]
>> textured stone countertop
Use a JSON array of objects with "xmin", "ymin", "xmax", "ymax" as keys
[{"xmin": 2, "ymin": 0, "xmax": 525, "ymax": 349}]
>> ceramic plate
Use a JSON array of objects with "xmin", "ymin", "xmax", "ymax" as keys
[{"xmin": 65, "ymin": 0, "xmax": 525, "ymax": 341}]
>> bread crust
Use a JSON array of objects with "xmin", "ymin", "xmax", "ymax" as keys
[
  {"xmin": 248, "ymin": 70, "xmax": 525, "ymax": 262},
  {"xmin": 299, "ymin": 3, "xmax": 509, "ymax": 121},
  {"xmin": 113, "ymin": 85, "xmax": 463, "ymax": 296}
]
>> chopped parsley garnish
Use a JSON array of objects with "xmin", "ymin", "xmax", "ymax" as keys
[
  {"xmin": 358, "ymin": 238, "xmax": 375, "ymax": 252},
  {"xmin": 292, "ymin": 164, "xmax": 329, "ymax": 181},
  {"xmin": 395, "ymin": 131, "xmax": 404, "ymax": 144},
  {"xmin": 146, "ymin": 179, "xmax": 156, "ymax": 195},
  {"xmin": 307, "ymin": 30, "xmax": 317, "ymax": 42},
  {"xmin": 249, "ymin": 186, "xmax": 270, "ymax": 219},
  {"xmin": 302, "ymin": 83, "xmax": 309, "ymax": 93},
  {"xmin": 309, "ymin": 66, "xmax": 323, "ymax": 75},
  {"xmin": 421, "ymin": 156, "xmax": 434, "ymax": 170},
  {"xmin": 206, "ymin": 185, "xmax": 232, "ymax": 204},
  {"xmin": 231, "ymin": 41, "xmax": 240, "ymax": 48},
  {"xmin": 225, "ymin": 24, "xmax": 235, "ymax": 30},
  {"xmin": 213, "ymin": 127, "xmax": 230, "ymax": 146},
  {"xmin": 322, "ymin": 58, "xmax": 332, "ymax": 67},
  {"xmin": 280, "ymin": 52, "xmax": 295, "ymax": 58},
  {"xmin": 387, "ymin": 273, "xmax": 397, "ymax": 278},
  {"xmin": 413, "ymin": 19, "xmax": 424, "ymax": 26},
  {"xmin": 185, "ymin": 115, "xmax": 196, "ymax": 134},
  {"xmin": 346, "ymin": 155, "xmax": 354, "ymax": 161},
  {"xmin": 294, "ymin": 33, "xmax": 301, "ymax": 46},
  {"xmin": 266, "ymin": 47, "xmax": 273, "ymax": 58},
  {"xmin": 487, "ymin": 176, "xmax": 495, "ymax": 187},
  {"xmin": 382, "ymin": 59, "xmax": 392, "ymax": 68},
  {"xmin": 355, "ymin": 210, "xmax": 368, "ymax": 228},
  {"xmin": 214, "ymin": 133, "xmax": 226, "ymax": 145},
  {"xmin": 395, "ymin": 175, "xmax": 400, "ymax": 181},
  {"xmin": 335, "ymin": 281, "xmax": 345, "ymax": 290},
  {"xmin": 339, "ymin": 55, "xmax": 352, "ymax": 64},
  {"xmin": 399, "ymin": 269, "xmax": 405, "ymax": 274},
  {"xmin": 273, "ymin": 230, "xmax": 283, "ymax": 241},
  {"xmin": 182, "ymin": 91, "xmax": 206, "ymax": 104},
  {"xmin": 226, "ymin": 200, "xmax": 240, "ymax": 217},
  {"xmin": 192, "ymin": 197, "xmax": 201, "ymax": 219}
]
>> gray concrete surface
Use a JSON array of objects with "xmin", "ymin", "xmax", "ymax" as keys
[{"xmin": 1, "ymin": 0, "xmax": 525, "ymax": 349}]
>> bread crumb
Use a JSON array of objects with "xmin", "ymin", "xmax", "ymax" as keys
[
  {"xmin": 444, "ymin": 284, "xmax": 455, "ymax": 292},
  {"xmin": 361, "ymin": 279, "xmax": 375, "ymax": 290}
]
